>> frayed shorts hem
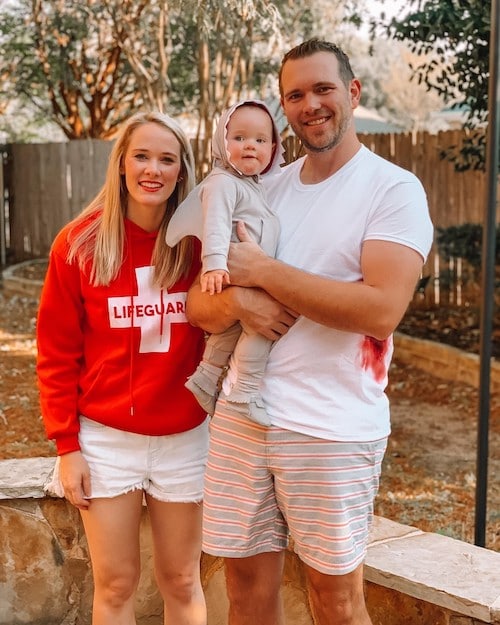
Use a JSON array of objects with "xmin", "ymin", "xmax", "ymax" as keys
[{"xmin": 91, "ymin": 483, "xmax": 204, "ymax": 504}]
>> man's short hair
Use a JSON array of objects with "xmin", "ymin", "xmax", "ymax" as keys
[{"xmin": 279, "ymin": 39, "xmax": 355, "ymax": 95}]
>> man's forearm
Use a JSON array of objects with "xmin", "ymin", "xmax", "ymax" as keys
[
  {"xmin": 187, "ymin": 280, "xmax": 299, "ymax": 341},
  {"xmin": 186, "ymin": 281, "xmax": 240, "ymax": 334},
  {"xmin": 228, "ymin": 239, "xmax": 424, "ymax": 340}
]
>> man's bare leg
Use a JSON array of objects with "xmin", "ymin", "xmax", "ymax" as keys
[
  {"xmin": 224, "ymin": 551, "xmax": 285, "ymax": 625},
  {"xmin": 305, "ymin": 562, "xmax": 373, "ymax": 625}
]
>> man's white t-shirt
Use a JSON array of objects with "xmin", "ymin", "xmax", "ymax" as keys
[{"xmin": 223, "ymin": 145, "xmax": 434, "ymax": 441}]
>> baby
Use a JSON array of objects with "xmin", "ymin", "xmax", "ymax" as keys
[{"xmin": 166, "ymin": 99, "xmax": 284, "ymax": 425}]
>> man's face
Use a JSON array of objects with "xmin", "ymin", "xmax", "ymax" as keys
[{"xmin": 280, "ymin": 51, "xmax": 360, "ymax": 153}]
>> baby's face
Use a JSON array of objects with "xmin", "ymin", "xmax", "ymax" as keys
[{"xmin": 226, "ymin": 105, "xmax": 275, "ymax": 176}]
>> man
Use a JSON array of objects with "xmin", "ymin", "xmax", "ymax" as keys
[{"xmin": 187, "ymin": 39, "xmax": 433, "ymax": 625}]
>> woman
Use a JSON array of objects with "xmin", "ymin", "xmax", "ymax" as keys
[{"xmin": 36, "ymin": 111, "xmax": 208, "ymax": 625}]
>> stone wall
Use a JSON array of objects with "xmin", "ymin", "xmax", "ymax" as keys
[
  {"xmin": 1, "ymin": 457, "xmax": 500, "ymax": 625},
  {"xmin": 394, "ymin": 333, "xmax": 500, "ymax": 393}
]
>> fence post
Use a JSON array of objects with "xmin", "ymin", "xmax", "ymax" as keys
[{"xmin": 0, "ymin": 150, "xmax": 5, "ymax": 267}]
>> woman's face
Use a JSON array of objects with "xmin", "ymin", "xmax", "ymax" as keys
[{"xmin": 122, "ymin": 122, "xmax": 182, "ymax": 230}]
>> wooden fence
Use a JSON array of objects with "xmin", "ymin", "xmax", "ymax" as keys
[
  {"xmin": 0, "ymin": 130, "xmax": 493, "ymax": 307},
  {"xmin": 1, "ymin": 140, "xmax": 113, "ymax": 262}
]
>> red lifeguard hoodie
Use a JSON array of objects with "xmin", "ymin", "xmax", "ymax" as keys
[{"xmin": 36, "ymin": 217, "xmax": 206, "ymax": 455}]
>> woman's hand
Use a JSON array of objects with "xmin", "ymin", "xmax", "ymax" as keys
[{"xmin": 59, "ymin": 451, "xmax": 91, "ymax": 510}]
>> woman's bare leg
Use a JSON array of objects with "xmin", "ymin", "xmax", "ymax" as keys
[
  {"xmin": 146, "ymin": 496, "xmax": 206, "ymax": 625},
  {"xmin": 80, "ymin": 490, "xmax": 144, "ymax": 625}
]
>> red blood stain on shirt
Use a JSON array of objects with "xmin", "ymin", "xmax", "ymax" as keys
[{"xmin": 360, "ymin": 336, "xmax": 389, "ymax": 382}]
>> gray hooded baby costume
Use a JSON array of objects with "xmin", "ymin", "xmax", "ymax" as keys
[{"xmin": 166, "ymin": 99, "xmax": 284, "ymax": 425}]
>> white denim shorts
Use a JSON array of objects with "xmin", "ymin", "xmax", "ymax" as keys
[{"xmin": 48, "ymin": 416, "xmax": 209, "ymax": 502}]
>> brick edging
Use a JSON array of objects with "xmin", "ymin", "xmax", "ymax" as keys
[{"xmin": 394, "ymin": 332, "xmax": 500, "ymax": 392}]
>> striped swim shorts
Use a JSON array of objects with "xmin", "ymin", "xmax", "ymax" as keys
[{"xmin": 202, "ymin": 400, "xmax": 387, "ymax": 575}]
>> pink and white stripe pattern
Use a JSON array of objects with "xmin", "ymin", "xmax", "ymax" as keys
[{"xmin": 202, "ymin": 400, "xmax": 387, "ymax": 575}]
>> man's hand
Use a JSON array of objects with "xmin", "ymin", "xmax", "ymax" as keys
[
  {"xmin": 227, "ymin": 221, "xmax": 268, "ymax": 288},
  {"xmin": 187, "ymin": 222, "xmax": 298, "ymax": 338},
  {"xmin": 235, "ymin": 287, "xmax": 298, "ymax": 341},
  {"xmin": 187, "ymin": 279, "xmax": 297, "ymax": 340}
]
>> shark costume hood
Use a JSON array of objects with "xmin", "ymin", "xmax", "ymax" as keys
[{"xmin": 166, "ymin": 99, "xmax": 284, "ymax": 246}]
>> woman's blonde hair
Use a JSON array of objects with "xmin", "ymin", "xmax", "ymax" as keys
[{"xmin": 67, "ymin": 111, "xmax": 196, "ymax": 288}]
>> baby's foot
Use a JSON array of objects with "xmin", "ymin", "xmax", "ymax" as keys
[{"xmin": 185, "ymin": 377, "xmax": 217, "ymax": 416}]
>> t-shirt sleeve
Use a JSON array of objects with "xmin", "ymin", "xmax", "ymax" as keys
[{"xmin": 364, "ymin": 177, "xmax": 434, "ymax": 262}]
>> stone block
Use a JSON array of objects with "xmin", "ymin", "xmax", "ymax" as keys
[
  {"xmin": 366, "ymin": 582, "xmax": 450, "ymax": 625},
  {"xmin": 0, "ymin": 499, "xmax": 84, "ymax": 624},
  {"xmin": 365, "ymin": 530, "xmax": 500, "ymax": 622}
]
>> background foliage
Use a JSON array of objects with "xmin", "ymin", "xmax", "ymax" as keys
[
  {"xmin": 0, "ymin": 0, "xmax": 491, "ymax": 174},
  {"xmin": 380, "ymin": 0, "xmax": 490, "ymax": 170}
]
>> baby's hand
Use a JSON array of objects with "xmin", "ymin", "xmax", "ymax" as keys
[{"xmin": 201, "ymin": 270, "xmax": 230, "ymax": 295}]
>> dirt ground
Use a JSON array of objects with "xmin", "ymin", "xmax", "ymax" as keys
[{"xmin": 0, "ymin": 267, "xmax": 498, "ymax": 551}]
